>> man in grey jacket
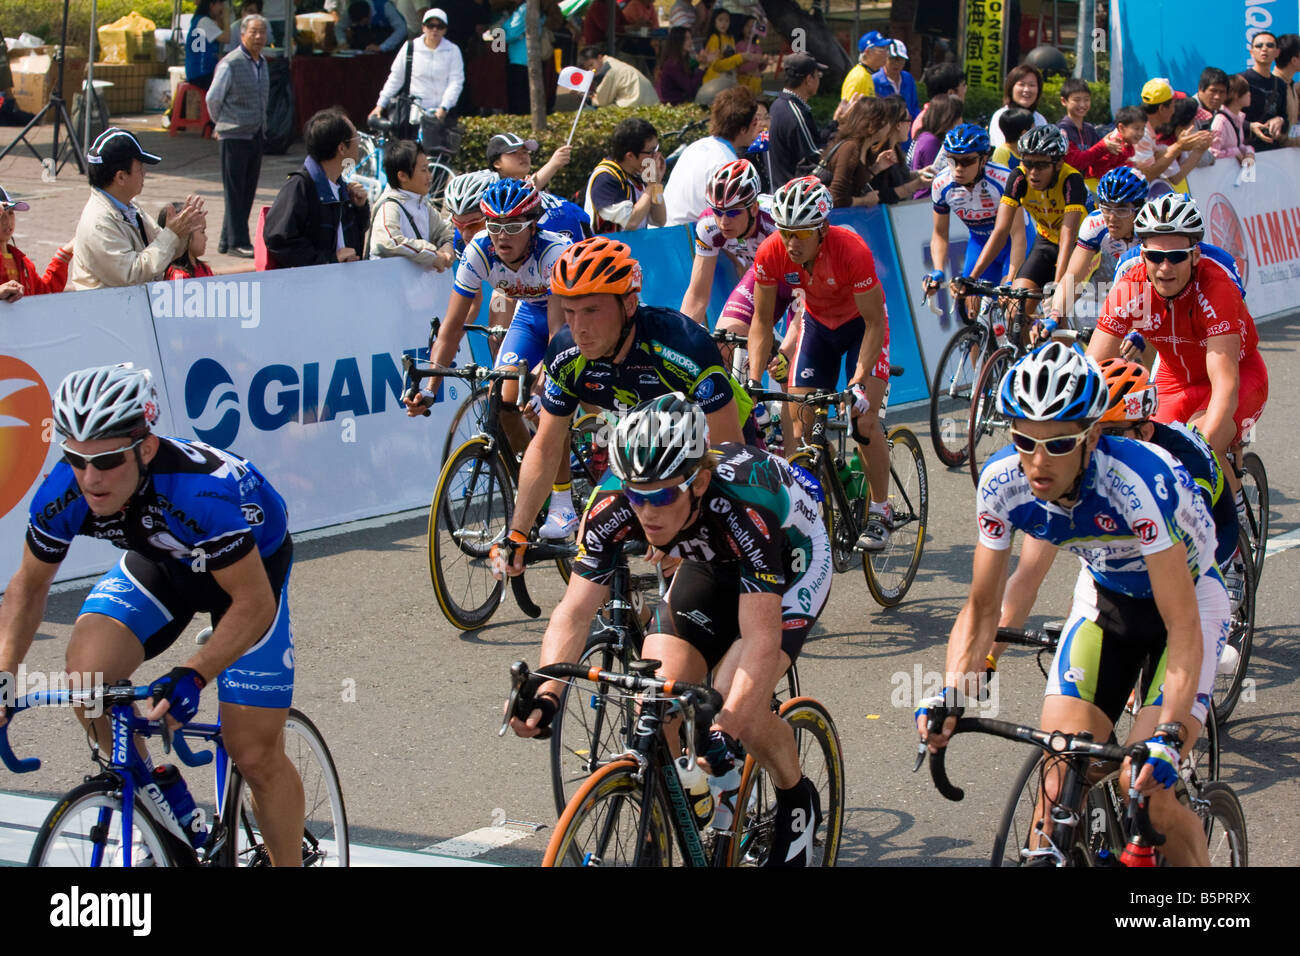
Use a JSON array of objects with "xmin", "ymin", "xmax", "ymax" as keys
[{"xmin": 206, "ymin": 14, "xmax": 270, "ymax": 258}]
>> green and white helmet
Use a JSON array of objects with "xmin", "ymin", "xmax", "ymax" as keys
[{"xmin": 610, "ymin": 393, "xmax": 709, "ymax": 485}]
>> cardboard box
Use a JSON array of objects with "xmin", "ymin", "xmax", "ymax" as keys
[
  {"xmin": 98, "ymin": 12, "xmax": 158, "ymax": 64},
  {"xmin": 7, "ymin": 47, "xmax": 88, "ymax": 120}
]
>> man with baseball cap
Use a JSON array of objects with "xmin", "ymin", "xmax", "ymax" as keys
[
  {"xmin": 369, "ymin": 6, "xmax": 464, "ymax": 134},
  {"xmin": 770, "ymin": 53, "xmax": 852, "ymax": 186},
  {"xmin": 1133, "ymin": 78, "xmax": 1210, "ymax": 180},
  {"xmin": 68, "ymin": 128, "xmax": 206, "ymax": 291},
  {"xmin": 1, "ymin": 186, "xmax": 73, "ymax": 302},
  {"xmin": 873, "ymin": 39, "xmax": 919, "ymax": 118},
  {"xmin": 840, "ymin": 30, "xmax": 890, "ymax": 107}
]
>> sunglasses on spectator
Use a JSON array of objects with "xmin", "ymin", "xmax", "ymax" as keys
[
  {"xmin": 1022, "ymin": 159, "xmax": 1056, "ymax": 172},
  {"xmin": 624, "ymin": 471, "xmax": 700, "ymax": 508},
  {"xmin": 711, "ymin": 206, "xmax": 747, "ymax": 218},
  {"xmin": 425, "ymin": 21, "xmax": 447, "ymax": 30},
  {"xmin": 950, "ymin": 155, "xmax": 981, "ymax": 168},
  {"xmin": 485, "ymin": 220, "xmax": 531, "ymax": 235},
  {"xmin": 1141, "ymin": 247, "xmax": 1194, "ymax": 265},
  {"xmin": 1098, "ymin": 203, "xmax": 1135, "ymax": 217},
  {"xmin": 779, "ymin": 227, "xmax": 818, "ymax": 240},
  {"xmin": 1008, "ymin": 428, "xmax": 1089, "ymax": 456},
  {"xmin": 62, "ymin": 438, "xmax": 145, "ymax": 471}
]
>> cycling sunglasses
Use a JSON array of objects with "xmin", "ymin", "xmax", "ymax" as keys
[
  {"xmin": 1098, "ymin": 203, "xmax": 1135, "ymax": 217},
  {"xmin": 61, "ymin": 437, "xmax": 145, "ymax": 471},
  {"xmin": 950, "ymin": 154, "xmax": 981, "ymax": 168},
  {"xmin": 1008, "ymin": 427, "xmax": 1088, "ymax": 456},
  {"xmin": 711, "ymin": 207, "xmax": 747, "ymax": 218},
  {"xmin": 778, "ymin": 227, "xmax": 818, "ymax": 241},
  {"xmin": 1021, "ymin": 159, "xmax": 1056, "ymax": 172},
  {"xmin": 485, "ymin": 220, "xmax": 531, "ymax": 235},
  {"xmin": 1141, "ymin": 247, "xmax": 1194, "ymax": 265},
  {"xmin": 452, "ymin": 213, "xmax": 484, "ymax": 229},
  {"xmin": 624, "ymin": 470, "xmax": 700, "ymax": 508}
]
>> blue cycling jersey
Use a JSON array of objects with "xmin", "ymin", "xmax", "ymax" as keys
[{"xmin": 538, "ymin": 192, "xmax": 593, "ymax": 244}]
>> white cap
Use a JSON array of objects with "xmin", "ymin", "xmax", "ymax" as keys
[
  {"xmin": 423, "ymin": 7, "xmax": 448, "ymax": 25},
  {"xmin": 888, "ymin": 39, "xmax": 909, "ymax": 60}
]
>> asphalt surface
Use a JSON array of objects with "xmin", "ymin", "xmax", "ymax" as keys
[{"xmin": 7, "ymin": 312, "xmax": 1298, "ymax": 868}]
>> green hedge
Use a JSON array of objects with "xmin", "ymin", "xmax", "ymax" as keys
[
  {"xmin": 459, "ymin": 103, "xmax": 709, "ymax": 202},
  {"xmin": 1038, "ymin": 77, "xmax": 1113, "ymax": 124},
  {"xmin": 1, "ymin": 1, "xmax": 190, "ymax": 49}
]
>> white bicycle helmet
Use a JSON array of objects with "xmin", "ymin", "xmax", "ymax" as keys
[
  {"xmin": 1134, "ymin": 193, "xmax": 1204, "ymax": 242},
  {"xmin": 996, "ymin": 342, "xmax": 1109, "ymax": 423},
  {"xmin": 706, "ymin": 159, "xmax": 762, "ymax": 210},
  {"xmin": 610, "ymin": 393, "xmax": 709, "ymax": 485},
  {"xmin": 444, "ymin": 169, "xmax": 497, "ymax": 217},
  {"xmin": 770, "ymin": 176, "xmax": 832, "ymax": 229},
  {"xmin": 53, "ymin": 363, "xmax": 159, "ymax": 441}
]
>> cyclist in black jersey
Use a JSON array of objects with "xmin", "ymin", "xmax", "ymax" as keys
[
  {"xmin": 0, "ymin": 364, "xmax": 306, "ymax": 865},
  {"xmin": 509, "ymin": 394, "xmax": 831, "ymax": 865},
  {"xmin": 492, "ymin": 236, "xmax": 748, "ymax": 576}
]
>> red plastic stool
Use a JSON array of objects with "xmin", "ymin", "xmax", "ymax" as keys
[{"xmin": 169, "ymin": 82, "xmax": 214, "ymax": 138}]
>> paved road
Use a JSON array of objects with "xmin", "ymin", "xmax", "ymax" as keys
[{"xmin": 7, "ymin": 315, "xmax": 1299, "ymax": 867}]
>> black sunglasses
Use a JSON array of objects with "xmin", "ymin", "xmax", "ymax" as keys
[
  {"xmin": 1141, "ymin": 247, "xmax": 1194, "ymax": 265},
  {"xmin": 61, "ymin": 437, "xmax": 144, "ymax": 471}
]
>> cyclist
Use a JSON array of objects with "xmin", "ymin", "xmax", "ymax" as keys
[
  {"xmin": 491, "ymin": 237, "xmax": 750, "ymax": 575},
  {"xmin": 508, "ymin": 393, "xmax": 832, "ymax": 865},
  {"xmin": 921, "ymin": 123, "xmax": 1027, "ymax": 317},
  {"xmin": 917, "ymin": 343, "xmax": 1225, "ymax": 866},
  {"xmin": 444, "ymin": 168, "xmax": 495, "ymax": 254},
  {"xmin": 414, "ymin": 177, "xmax": 578, "ymax": 536},
  {"xmin": 1090, "ymin": 194, "xmax": 1268, "ymax": 506},
  {"xmin": 747, "ymin": 176, "xmax": 893, "ymax": 551},
  {"xmin": 0, "ymin": 364, "xmax": 306, "ymax": 866},
  {"xmin": 961, "ymin": 125, "xmax": 1088, "ymax": 332}
]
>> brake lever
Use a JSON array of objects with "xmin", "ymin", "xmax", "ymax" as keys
[{"xmin": 499, "ymin": 661, "xmax": 531, "ymax": 737}]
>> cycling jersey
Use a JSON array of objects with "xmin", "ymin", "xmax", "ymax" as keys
[
  {"xmin": 975, "ymin": 435, "xmax": 1219, "ymax": 599},
  {"xmin": 1146, "ymin": 422, "xmax": 1236, "ymax": 567},
  {"xmin": 451, "ymin": 228, "xmax": 570, "ymax": 303},
  {"xmin": 1113, "ymin": 242, "xmax": 1246, "ymax": 297},
  {"xmin": 1000, "ymin": 162, "xmax": 1088, "ymax": 245},
  {"xmin": 540, "ymin": 305, "xmax": 753, "ymax": 424},
  {"xmin": 931, "ymin": 162, "xmax": 1013, "ymax": 242},
  {"xmin": 1076, "ymin": 211, "xmax": 1138, "ymax": 284},
  {"xmin": 537, "ymin": 192, "xmax": 592, "ymax": 244},
  {"xmin": 693, "ymin": 208, "xmax": 778, "ymax": 271},
  {"xmin": 753, "ymin": 225, "xmax": 880, "ymax": 329}
]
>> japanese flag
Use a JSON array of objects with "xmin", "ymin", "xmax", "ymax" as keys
[{"xmin": 558, "ymin": 67, "xmax": 594, "ymax": 94}]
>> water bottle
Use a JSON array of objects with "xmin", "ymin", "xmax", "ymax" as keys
[
  {"xmin": 674, "ymin": 756, "xmax": 714, "ymax": 829},
  {"xmin": 707, "ymin": 765, "xmax": 743, "ymax": 831},
  {"xmin": 835, "ymin": 456, "xmax": 853, "ymax": 492},
  {"xmin": 152, "ymin": 764, "xmax": 208, "ymax": 852},
  {"xmin": 847, "ymin": 449, "xmax": 867, "ymax": 500}
]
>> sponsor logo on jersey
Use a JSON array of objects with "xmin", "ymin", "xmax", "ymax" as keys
[
  {"xmin": 1132, "ymin": 517, "xmax": 1159, "ymax": 545},
  {"xmin": 695, "ymin": 379, "xmax": 714, "ymax": 401},
  {"xmin": 797, "ymin": 587, "xmax": 812, "ymax": 613},
  {"xmin": 91, "ymin": 578, "xmax": 135, "ymax": 594},
  {"xmin": 1063, "ymin": 666, "xmax": 1085, "ymax": 684},
  {"xmin": 709, "ymin": 496, "xmax": 732, "ymax": 514},
  {"xmin": 1153, "ymin": 474, "xmax": 1168, "ymax": 500},
  {"xmin": 745, "ymin": 507, "xmax": 769, "ymax": 537},
  {"xmin": 0, "ymin": 356, "xmax": 53, "ymax": 521},
  {"xmin": 716, "ymin": 463, "xmax": 736, "ymax": 481},
  {"xmin": 650, "ymin": 343, "xmax": 700, "ymax": 378},
  {"xmin": 782, "ymin": 617, "xmax": 809, "ymax": 631},
  {"xmin": 1095, "ymin": 513, "xmax": 1118, "ymax": 533},
  {"xmin": 784, "ymin": 272, "xmax": 801, "ymax": 285},
  {"xmin": 241, "ymin": 503, "xmax": 265, "ymax": 526},
  {"xmin": 978, "ymin": 512, "xmax": 1005, "ymax": 539}
]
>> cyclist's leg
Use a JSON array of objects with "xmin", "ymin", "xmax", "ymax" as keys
[
  {"xmin": 1013, "ymin": 242, "xmax": 1056, "ymax": 342},
  {"xmin": 1180, "ymin": 351, "xmax": 1268, "ymax": 496},
  {"xmin": 494, "ymin": 301, "xmax": 547, "ymax": 455}
]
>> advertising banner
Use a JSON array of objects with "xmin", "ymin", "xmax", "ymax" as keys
[{"xmin": 965, "ymin": 0, "xmax": 1008, "ymax": 93}]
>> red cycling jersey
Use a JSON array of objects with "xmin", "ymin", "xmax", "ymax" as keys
[{"xmin": 753, "ymin": 225, "xmax": 879, "ymax": 329}]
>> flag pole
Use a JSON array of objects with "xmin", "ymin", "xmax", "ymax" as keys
[{"xmin": 566, "ymin": 88, "xmax": 589, "ymax": 146}]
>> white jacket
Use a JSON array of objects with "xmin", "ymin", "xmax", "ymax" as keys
[{"xmin": 68, "ymin": 189, "xmax": 185, "ymax": 291}]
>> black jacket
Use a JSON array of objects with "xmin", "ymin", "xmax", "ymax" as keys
[
  {"xmin": 769, "ymin": 90, "xmax": 838, "ymax": 188},
  {"xmin": 263, "ymin": 161, "xmax": 370, "ymax": 268}
]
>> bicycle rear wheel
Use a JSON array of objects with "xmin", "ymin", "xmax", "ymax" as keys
[
  {"xmin": 1191, "ymin": 781, "xmax": 1248, "ymax": 867},
  {"xmin": 928, "ymin": 324, "xmax": 987, "ymax": 467},
  {"xmin": 1213, "ymin": 528, "xmax": 1256, "ymax": 724},
  {"xmin": 967, "ymin": 346, "xmax": 1016, "ymax": 487},
  {"xmin": 30, "ymin": 777, "xmax": 180, "ymax": 867},
  {"xmin": 228, "ymin": 709, "xmax": 349, "ymax": 866},
  {"xmin": 429, "ymin": 437, "xmax": 512, "ymax": 630},
  {"xmin": 1238, "ymin": 452, "xmax": 1268, "ymax": 582},
  {"xmin": 864, "ymin": 426, "xmax": 928, "ymax": 607},
  {"xmin": 729, "ymin": 697, "xmax": 844, "ymax": 866},
  {"xmin": 543, "ymin": 760, "xmax": 676, "ymax": 866}
]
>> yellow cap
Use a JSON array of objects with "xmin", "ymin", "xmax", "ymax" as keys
[{"xmin": 1141, "ymin": 78, "xmax": 1174, "ymax": 105}]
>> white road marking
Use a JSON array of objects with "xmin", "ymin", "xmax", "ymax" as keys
[
  {"xmin": 421, "ymin": 825, "xmax": 539, "ymax": 858},
  {"xmin": 1265, "ymin": 527, "xmax": 1300, "ymax": 557}
]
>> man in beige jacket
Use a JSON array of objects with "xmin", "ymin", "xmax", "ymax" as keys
[
  {"xmin": 69, "ymin": 128, "xmax": 206, "ymax": 291},
  {"xmin": 577, "ymin": 47, "xmax": 660, "ymax": 109}
]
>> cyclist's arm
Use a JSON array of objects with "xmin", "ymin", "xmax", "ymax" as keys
[
  {"xmin": 1006, "ymin": 207, "xmax": 1028, "ymax": 281},
  {"xmin": 746, "ymin": 280, "xmax": 778, "ymax": 383},
  {"xmin": 546, "ymin": 295, "xmax": 565, "ymax": 340},
  {"xmin": 964, "ymin": 203, "xmax": 1017, "ymax": 284},
  {"xmin": 175, "ymin": 550, "xmax": 276, "ymax": 687},
  {"xmin": 0, "ymin": 547, "xmax": 59, "ymax": 685},
  {"xmin": 509, "ymin": 409, "xmax": 571, "ymax": 554},
  {"xmin": 998, "ymin": 535, "xmax": 1058, "ymax": 629},
  {"xmin": 1086, "ymin": 326, "xmax": 1125, "ymax": 362},
  {"xmin": 1145, "ymin": 543, "xmax": 1203, "ymax": 733},
  {"xmin": 1200, "ymin": 334, "xmax": 1243, "ymax": 453},
  {"xmin": 928, "ymin": 210, "xmax": 950, "ymax": 283},
  {"xmin": 430, "ymin": 286, "xmax": 478, "ymax": 368},
  {"xmin": 850, "ymin": 287, "xmax": 886, "ymax": 386},
  {"xmin": 945, "ymin": 543, "xmax": 1011, "ymax": 696},
  {"xmin": 706, "ymin": 404, "xmax": 744, "ymax": 445},
  {"xmin": 681, "ymin": 252, "xmax": 718, "ymax": 324},
  {"xmin": 1053, "ymin": 209, "xmax": 1084, "ymax": 286}
]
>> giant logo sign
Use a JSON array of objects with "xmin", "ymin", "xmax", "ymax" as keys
[{"xmin": 0, "ymin": 356, "xmax": 52, "ymax": 519}]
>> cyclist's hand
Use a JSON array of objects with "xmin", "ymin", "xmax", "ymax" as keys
[
  {"xmin": 1119, "ymin": 330, "xmax": 1146, "ymax": 361},
  {"xmin": 506, "ymin": 690, "xmax": 559, "ymax": 739},
  {"xmin": 368, "ymin": 105, "xmax": 382, "ymax": 120},
  {"xmin": 767, "ymin": 350, "xmax": 789, "ymax": 383},
  {"xmin": 1134, "ymin": 736, "xmax": 1181, "ymax": 793},
  {"xmin": 147, "ymin": 667, "xmax": 206, "ymax": 729},
  {"xmin": 948, "ymin": 275, "xmax": 969, "ymax": 298},
  {"xmin": 644, "ymin": 546, "xmax": 682, "ymax": 577},
  {"xmin": 849, "ymin": 383, "xmax": 872, "ymax": 415},
  {"xmin": 489, "ymin": 530, "xmax": 529, "ymax": 579},
  {"xmin": 402, "ymin": 390, "xmax": 434, "ymax": 417},
  {"xmin": 1029, "ymin": 315, "xmax": 1059, "ymax": 346},
  {"xmin": 922, "ymin": 270, "xmax": 944, "ymax": 298},
  {"xmin": 915, "ymin": 688, "xmax": 963, "ymax": 753}
]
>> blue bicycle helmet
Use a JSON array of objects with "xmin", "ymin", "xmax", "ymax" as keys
[
  {"xmin": 996, "ymin": 342, "xmax": 1108, "ymax": 422},
  {"xmin": 1096, "ymin": 166, "xmax": 1149, "ymax": 206},
  {"xmin": 479, "ymin": 177, "xmax": 541, "ymax": 220},
  {"xmin": 943, "ymin": 123, "xmax": 992, "ymax": 156}
]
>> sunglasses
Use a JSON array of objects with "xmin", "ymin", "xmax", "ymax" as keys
[
  {"xmin": 452, "ymin": 213, "xmax": 485, "ymax": 229},
  {"xmin": 1141, "ymin": 247, "xmax": 1194, "ymax": 265},
  {"xmin": 951, "ymin": 155, "xmax": 981, "ymax": 168},
  {"xmin": 425, "ymin": 21, "xmax": 447, "ymax": 30},
  {"xmin": 62, "ymin": 437, "xmax": 145, "ymax": 471},
  {"xmin": 639, "ymin": 145, "xmax": 662, "ymax": 156},
  {"xmin": 1102, "ymin": 426, "xmax": 1139, "ymax": 438},
  {"xmin": 1008, "ymin": 427, "xmax": 1089, "ymax": 457},
  {"xmin": 1022, "ymin": 159, "xmax": 1056, "ymax": 172},
  {"xmin": 485, "ymin": 220, "xmax": 531, "ymax": 235},
  {"xmin": 1098, "ymin": 203, "xmax": 1135, "ymax": 217},
  {"xmin": 624, "ymin": 471, "xmax": 700, "ymax": 508},
  {"xmin": 711, "ymin": 206, "xmax": 747, "ymax": 218},
  {"xmin": 1254, "ymin": 41, "xmax": 1276, "ymax": 48},
  {"xmin": 778, "ymin": 227, "xmax": 818, "ymax": 241}
]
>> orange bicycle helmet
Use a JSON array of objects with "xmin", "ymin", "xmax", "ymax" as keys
[
  {"xmin": 1098, "ymin": 358, "xmax": 1159, "ymax": 424},
  {"xmin": 551, "ymin": 237, "xmax": 642, "ymax": 297}
]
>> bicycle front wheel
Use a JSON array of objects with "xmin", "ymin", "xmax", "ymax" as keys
[
  {"xmin": 1214, "ymin": 528, "xmax": 1256, "ymax": 724},
  {"xmin": 967, "ymin": 346, "xmax": 1016, "ymax": 487},
  {"xmin": 440, "ymin": 382, "xmax": 491, "ymax": 470},
  {"xmin": 1239, "ymin": 452, "xmax": 1268, "ymax": 582},
  {"xmin": 1192, "ymin": 782, "xmax": 1248, "ymax": 867},
  {"xmin": 543, "ymin": 760, "xmax": 676, "ymax": 867},
  {"xmin": 730, "ymin": 697, "xmax": 844, "ymax": 867},
  {"xmin": 30, "ymin": 777, "xmax": 179, "ymax": 867},
  {"xmin": 929, "ymin": 324, "xmax": 987, "ymax": 467},
  {"xmin": 429, "ymin": 437, "xmax": 512, "ymax": 630},
  {"xmin": 864, "ymin": 426, "xmax": 928, "ymax": 607},
  {"xmin": 228, "ymin": 709, "xmax": 349, "ymax": 866}
]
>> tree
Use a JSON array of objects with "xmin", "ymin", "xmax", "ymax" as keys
[
  {"xmin": 758, "ymin": 0, "xmax": 853, "ymax": 90},
  {"xmin": 526, "ymin": 0, "xmax": 547, "ymax": 133}
]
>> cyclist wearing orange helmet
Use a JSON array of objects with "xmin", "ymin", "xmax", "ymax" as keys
[{"xmin": 492, "ymin": 236, "xmax": 751, "ymax": 577}]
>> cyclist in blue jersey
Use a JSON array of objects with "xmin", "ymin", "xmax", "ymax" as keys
[
  {"xmin": 0, "ymin": 364, "xmax": 306, "ymax": 865},
  {"xmin": 917, "ymin": 343, "xmax": 1225, "ymax": 866}
]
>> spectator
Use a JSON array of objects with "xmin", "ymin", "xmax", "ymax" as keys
[
  {"xmin": 582, "ymin": 0, "xmax": 655, "ymax": 59},
  {"xmin": 909, "ymin": 92, "xmax": 963, "ymax": 196},
  {"xmin": 1193, "ymin": 67, "xmax": 1229, "ymax": 131},
  {"xmin": 871, "ymin": 95, "xmax": 929, "ymax": 203},
  {"xmin": 1056, "ymin": 77, "xmax": 1099, "ymax": 151},
  {"xmin": 840, "ymin": 31, "xmax": 890, "ymax": 109},
  {"xmin": 577, "ymin": 46, "xmax": 660, "ymax": 108},
  {"xmin": 821, "ymin": 97, "xmax": 896, "ymax": 209},
  {"xmin": 206, "ymin": 14, "xmax": 270, "ymax": 259},
  {"xmin": 668, "ymin": 0, "xmax": 699, "ymax": 30},
  {"xmin": 1079, "ymin": 104, "xmax": 1144, "ymax": 178},
  {"xmin": 366, "ymin": 139, "xmax": 456, "ymax": 266},
  {"xmin": 346, "ymin": 2, "xmax": 389, "ymax": 50},
  {"xmin": 185, "ymin": 0, "xmax": 231, "ymax": 90},
  {"xmin": 229, "ymin": 0, "xmax": 262, "ymax": 52},
  {"xmin": 769, "ymin": 53, "xmax": 851, "ymax": 187},
  {"xmin": 486, "ymin": 132, "xmax": 571, "ymax": 192},
  {"xmin": 581, "ymin": 117, "xmax": 666, "ymax": 232},
  {"xmin": 503, "ymin": 1, "xmax": 541, "ymax": 115},
  {"xmin": 369, "ymin": 9, "xmax": 464, "ymax": 134},
  {"xmin": 988, "ymin": 64, "xmax": 1046, "ymax": 147},
  {"xmin": 157, "ymin": 203, "xmax": 216, "ymax": 280},
  {"xmin": 1131, "ymin": 78, "xmax": 1196, "ymax": 181},
  {"xmin": 664, "ymin": 86, "xmax": 761, "ymax": 225},
  {"xmin": 68, "ymin": 128, "xmax": 204, "ymax": 291},
  {"xmin": 1211, "ymin": 74, "xmax": 1256, "ymax": 164},
  {"xmin": 732, "ymin": 15, "xmax": 767, "ymax": 96},
  {"xmin": 1155, "ymin": 97, "xmax": 1215, "ymax": 188},
  {"xmin": 391, "ymin": 0, "xmax": 427, "ymax": 37},
  {"xmin": 337, "ymin": 0, "xmax": 408, "ymax": 53},
  {"xmin": 910, "ymin": 61, "xmax": 966, "ymax": 139},
  {"xmin": 0, "ymin": 186, "xmax": 72, "ymax": 302},
  {"xmin": 872, "ymin": 40, "xmax": 919, "ymax": 119},
  {"xmin": 990, "ymin": 106, "xmax": 1035, "ymax": 167},
  {"xmin": 1273, "ymin": 33, "xmax": 1300, "ymax": 144},
  {"xmin": 263, "ymin": 108, "xmax": 370, "ymax": 267},
  {"xmin": 1241, "ymin": 30, "xmax": 1289, "ymax": 150},
  {"xmin": 655, "ymin": 26, "xmax": 703, "ymax": 105}
]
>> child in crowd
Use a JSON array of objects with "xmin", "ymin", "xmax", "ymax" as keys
[
  {"xmin": 0, "ymin": 185, "xmax": 72, "ymax": 302},
  {"xmin": 158, "ymin": 202, "xmax": 215, "ymax": 280},
  {"xmin": 991, "ymin": 107, "xmax": 1035, "ymax": 167},
  {"xmin": 1211, "ymin": 74, "xmax": 1257, "ymax": 164}
]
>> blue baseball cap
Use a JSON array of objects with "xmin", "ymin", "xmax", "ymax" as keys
[{"xmin": 859, "ymin": 31, "xmax": 890, "ymax": 52}]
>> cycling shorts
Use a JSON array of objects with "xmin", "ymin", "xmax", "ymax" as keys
[
  {"xmin": 963, "ymin": 234, "xmax": 1013, "ymax": 284},
  {"xmin": 719, "ymin": 269, "xmax": 795, "ymax": 329},
  {"xmin": 1044, "ymin": 568, "xmax": 1227, "ymax": 726},
  {"xmin": 650, "ymin": 554, "xmax": 831, "ymax": 670},
  {"xmin": 1151, "ymin": 349, "xmax": 1268, "ymax": 444},
  {"xmin": 790, "ymin": 313, "xmax": 890, "ymax": 390},
  {"xmin": 495, "ymin": 299, "xmax": 550, "ymax": 370},
  {"xmin": 1016, "ymin": 238, "xmax": 1061, "ymax": 288},
  {"xmin": 80, "ymin": 541, "xmax": 295, "ymax": 709}
]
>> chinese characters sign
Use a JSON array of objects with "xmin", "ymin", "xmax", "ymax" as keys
[{"xmin": 965, "ymin": 0, "xmax": 1007, "ymax": 92}]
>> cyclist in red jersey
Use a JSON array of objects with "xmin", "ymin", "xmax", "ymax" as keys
[
  {"xmin": 1090, "ymin": 194, "xmax": 1267, "ymax": 495},
  {"xmin": 747, "ymin": 176, "xmax": 894, "ymax": 550}
]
